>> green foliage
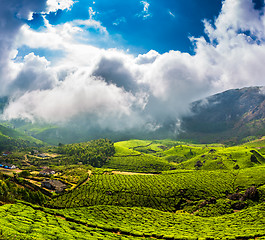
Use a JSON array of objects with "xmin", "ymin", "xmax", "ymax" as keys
[
  {"xmin": 2, "ymin": 137, "xmax": 265, "ymax": 239},
  {"xmin": 55, "ymin": 165, "xmax": 91, "ymax": 185},
  {"xmin": 1, "ymin": 202, "xmax": 265, "ymax": 239},
  {"xmin": 113, "ymin": 145, "xmax": 141, "ymax": 156},
  {"xmin": 54, "ymin": 202, "xmax": 265, "ymax": 239},
  {"xmin": 0, "ymin": 174, "xmax": 47, "ymax": 205},
  {"xmin": 193, "ymin": 199, "xmax": 233, "ymax": 217},
  {"xmin": 18, "ymin": 170, "xmax": 31, "ymax": 178},
  {"xmin": 0, "ymin": 203, "xmax": 142, "ymax": 240},
  {"xmin": 171, "ymin": 146, "xmax": 265, "ymax": 171},
  {"xmin": 109, "ymin": 139, "xmax": 265, "ymax": 173},
  {"xmin": 49, "ymin": 170, "xmax": 235, "ymax": 211},
  {"xmin": 104, "ymin": 154, "xmax": 173, "ymax": 173},
  {"xmin": 115, "ymin": 140, "xmax": 153, "ymax": 149},
  {"xmin": 57, "ymin": 139, "xmax": 115, "ymax": 167},
  {"xmin": 0, "ymin": 124, "xmax": 45, "ymax": 152},
  {"xmin": 234, "ymin": 165, "xmax": 265, "ymax": 189}
]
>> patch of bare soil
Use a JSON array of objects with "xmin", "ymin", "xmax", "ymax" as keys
[
  {"xmin": 112, "ymin": 171, "xmax": 155, "ymax": 175},
  {"xmin": 56, "ymin": 215, "xmax": 66, "ymax": 220},
  {"xmin": 0, "ymin": 168, "xmax": 22, "ymax": 176}
]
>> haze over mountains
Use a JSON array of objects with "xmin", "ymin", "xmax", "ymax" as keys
[
  {"xmin": 180, "ymin": 86, "xmax": 265, "ymax": 143},
  {"xmin": 1, "ymin": 0, "xmax": 265, "ymax": 142},
  {"xmin": 0, "ymin": 86, "xmax": 264, "ymax": 145}
]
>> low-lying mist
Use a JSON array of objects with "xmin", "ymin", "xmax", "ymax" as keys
[{"xmin": 1, "ymin": 0, "xmax": 265, "ymax": 142}]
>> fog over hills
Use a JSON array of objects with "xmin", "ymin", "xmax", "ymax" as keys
[
  {"xmin": 1, "ymin": 0, "xmax": 265, "ymax": 140},
  {"xmin": 0, "ymin": 86, "xmax": 264, "ymax": 145},
  {"xmin": 180, "ymin": 86, "xmax": 265, "ymax": 143},
  {"xmin": 1, "ymin": 0, "xmax": 265, "ymax": 144}
]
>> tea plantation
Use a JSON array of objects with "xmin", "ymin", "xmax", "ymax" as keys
[
  {"xmin": 1, "ymin": 202, "xmax": 265, "ymax": 239},
  {"xmin": 1, "ymin": 138, "xmax": 265, "ymax": 239}
]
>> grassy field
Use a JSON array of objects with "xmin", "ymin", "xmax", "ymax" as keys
[
  {"xmin": 102, "ymin": 139, "xmax": 265, "ymax": 173},
  {"xmin": 48, "ymin": 167, "xmax": 265, "ymax": 212},
  {"xmin": 0, "ymin": 124, "xmax": 45, "ymax": 151},
  {"xmin": 1, "ymin": 137, "xmax": 265, "ymax": 239},
  {"xmin": 1, "ymin": 202, "xmax": 265, "ymax": 239}
]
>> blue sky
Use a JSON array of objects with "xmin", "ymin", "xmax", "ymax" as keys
[
  {"xmin": 2, "ymin": 0, "xmax": 265, "ymax": 133},
  {"xmin": 28, "ymin": 0, "xmax": 223, "ymax": 54}
]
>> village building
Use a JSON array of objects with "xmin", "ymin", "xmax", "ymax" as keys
[
  {"xmin": 39, "ymin": 168, "xmax": 55, "ymax": 175},
  {"xmin": 31, "ymin": 150, "xmax": 39, "ymax": 155},
  {"xmin": 41, "ymin": 180, "xmax": 67, "ymax": 193},
  {"xmin": 2, "ymin": 151, "xmax": 11, "ymax": 156},
  {"xmin": 0, "ymin": 162, "xmax": 17, "ymax": 169},
  {"xmin": 38, "ymin": 153, "xmax": 49, "ymax": 158}
]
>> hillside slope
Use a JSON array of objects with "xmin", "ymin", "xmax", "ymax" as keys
[
  {"xmin": 0, "ymin": 124, "xmax": 45, "ymax": 151},
  {"xmin": 180, "ymin": 86, "xmax": 265, "ymax": 144}
]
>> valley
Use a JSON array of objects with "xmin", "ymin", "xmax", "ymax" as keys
[
  {"xmin": 0, "ymin": 87, "xmax": 265, "ymax": 239},
  {"xmin": 1, "ymin": 0, "xmax": 265, "ymax": 237},
  {"xmin": 1, "ymin": 136, "xmax": 265, "ymax": 239}
]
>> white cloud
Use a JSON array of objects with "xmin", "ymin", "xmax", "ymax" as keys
[
  {"xmin": 16, "ymin": 17, "xmax": 108, "ymax": 60},
  {"xmin": 137, "ymin": 1, "xmax": 152, "ymax": 19},
  {"xmin": 260, "ymin": 86, "xmax": 265, "ymax": 95},
  {"xmin": 0, "ymin": 0, "xmax": 47, "ymax": 95},
  {"xmin": 141, "ymin": 1, "xmax": 150, "ymax": 12},
  {"xmin": 113, "ymin": 17, "xmax": 126, "ymax": 26},
  {"xmin": 168, "ymin": 10, "xmax": 175, "ymax": 18},
  {"xmin": 88, "ymin": 6, "xmax": 96, "ymax": 19},
  {"xmin": 2, "ymin": 0, "xmax": 265, "ymax": 135},
  {"xmin": 135, "ymin": 50, "xmax": 160, "ymax": 64},
  {"xmin": 73, "ymin": 19, "xmax": 108, "ymax": 34},
  {"xmin": 3, "ymin": 71, "xmax": 146, "ymax": 131},
  {"xmin": 8, "ymin": 53, "xmax": 57, "ymax": 94},
  {"xmin": 46, "ymin": 0, "xmax": 76, "ymax": 13}
]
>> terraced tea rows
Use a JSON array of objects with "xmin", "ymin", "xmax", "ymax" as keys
[
  {"xmin": 49, "ymin": 170, "xmax": 236, "ymax": 211},
  {"xmin": 1, "ymin": 202, "xmax": 265, "ymax": 239},
  {"xmin": 0, "ymin": 203, "xmax": 145, "ymax": 240}
]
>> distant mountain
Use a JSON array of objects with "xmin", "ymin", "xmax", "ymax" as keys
[
  {"xmin": 1, "ymin": 87, "xmax": 265, "ymax": 145},
  {"xmin": 0, "ymin": 124, "xmax": 45, "ymax": 151},
  {"xmin": 179, "ymin": 86, "xmax": 265, "ymax": 144},
  {"xmin": 0, "ymin": 96, "xmax": 8, "ymax": 113}
]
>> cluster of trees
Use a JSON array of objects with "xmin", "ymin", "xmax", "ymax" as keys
[
  {"xmin": 57, "ymin": 139, "xmax": 115, "ymax": 167},
  {"xmin": 0, "ymin": 135, "xmax": 43, "ymax": 152},
  {"xmin": 0, "ymin": 174, "xmax": 47, "ymax": 204}
]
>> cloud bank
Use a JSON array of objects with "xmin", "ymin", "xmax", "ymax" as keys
[{"xmin": 1, "ymin": 0, "xmax": 265, "ymax": 136}]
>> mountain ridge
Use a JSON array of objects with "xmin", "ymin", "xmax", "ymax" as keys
[{"xmin": 179, "ymin": 86, "xmax": 265, "ymax": 144}]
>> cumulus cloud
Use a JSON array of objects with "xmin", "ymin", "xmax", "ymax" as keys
[
  {"xmin": 46, "ymin": 0, "xmax": 75, "ymax": 13},
  {"xmin": 0, "ymin": 0, "xmax": 77, "ymax": 95},
  {"xmin": 113, "ymin": 17, "xmax": 126, "ymax": 26},
  {"xmin": 0, "ymin": 0, "xmax": 47, "ymax": 94},
  {"xmin": 2, "ymin": 0, "xmax": 265, "ymax": 136},
  {"xmin": 194, "ymin": 0, "xmax": 265, "ymax": 91},
  {"xmin": 8, "ymin": 53, "xmax": 57, "ymax": 94},
  {"xmin": 92, "ymin": 56, "xmax": 139, "ymax": 92},
  {"xmin": 135, "ymin": 50, "xmax": 160, "ymax": 64},
  {"xmin": 137, "ymin": 1, "xmax": 152, "ymax": 19},
  {"xmin": 3, "ymin": 71, "xmax": 146, "ymax": 131}
]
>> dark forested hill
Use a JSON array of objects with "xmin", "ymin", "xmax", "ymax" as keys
[
  {"xmin": 0, "ymin": 124, "xmax": 45, "ymax": 151},
  {"xmin": 180, "ymin": 86, "xmax": 265, "ymax": 144},
  {"xmin": 1, "ymin": 87, "xmax": 265, "ymax": 145}
]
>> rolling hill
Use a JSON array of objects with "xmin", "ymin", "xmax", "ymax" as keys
[
  {"xmin": 180, "ymin": 86, "xmax": 265, "ymax": 144},
  {"xmin": 0, "ymin": 86, "xmax": 264, "ymax": 145},
  {"xmin": 0, "ymin": 124, "xmax": 45, "ymax": 151},
  {"xmin": 1, "ymin": 137, "xmax": 265, "ymax": 239}
]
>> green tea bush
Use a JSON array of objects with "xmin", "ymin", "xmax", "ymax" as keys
[{"xmin": 49, "ymin": 170, "xmax": 235, "ymax": 211}]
